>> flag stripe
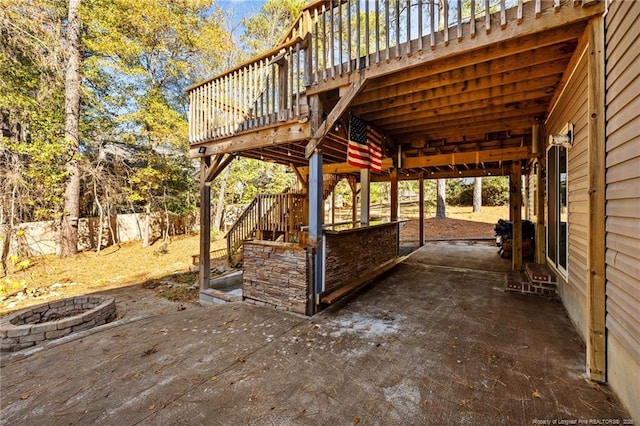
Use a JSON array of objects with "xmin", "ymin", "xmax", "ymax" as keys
[{"xmin": 348, "ymin": 115, "xmax": 384, "ymax": 173}]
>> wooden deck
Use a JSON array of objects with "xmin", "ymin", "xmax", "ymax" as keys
[{"xmin": 187, "ymin": 0, "xmax": 603, "ymax": 180}]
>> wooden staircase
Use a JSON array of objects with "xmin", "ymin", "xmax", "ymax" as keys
[
  {"xmin": 225, "ymin": 191, "xmax": 306, "ymax": 265},
  {"xmin": 225, "ymin": 175, "xmax": 343, "ymax": 265}
]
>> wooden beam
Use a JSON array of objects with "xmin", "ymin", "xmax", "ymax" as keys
[
  {"xmin": 402, "ymin": 147, "xmax": 531, "ymax": 169},
  {"xmin": 510, "ymin": 161, "xmax": 523, "ymax": 271},
  {"xmin": 352, "ymin": 51, "xmax": 571, "ymax": 109},
  {"xmin": 371, "ymin": 166, "xmax": 510, "ymax": 181},
  {"xmin": 395, "ymin": 118, "xmax": 537, "ymax": 140},
  {"xmin": 390, "ymin": 168, "xmax": 398, "ymax": 221},
  {"xmin": 299, "ymin": 157, "xmax": 394, "ymax": 175},
  {"xmin": 190, "ymin": 120, "xmax": 311, "ymax": 158},
  {"xmin": 290, "ymin": 163, "xmax": 307, "ymax": 189},
  {"xmin": 379, "ymin": 102, "xmax": 550, "ymax": 132},
  {"xmin": 533, "ymin": 125, "xmax": 546, "ymax": 264},
  {"xmin": 320, "ymin": 256, "xmax": 407, "ymax": 304},
  {"xmin": 199, "ymin": 157, "xmax": 211, "ymax": 290},
  {"xmin": 305, "ymin": 77, "xmax": 367, "ymax": 158},
  {"xmin": 204, "ymin": 153, "xmax": 235, "ymax": 183},
  {"xmin": 360, "ymin": 168, "xmax": 370, "ymax": 225},
  {"xmin": 586, "ymin": 15, "xmax": 606, "ymax": 382}
]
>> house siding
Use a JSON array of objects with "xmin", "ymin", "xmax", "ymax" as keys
[
  {"xmin": 605, "ymin": 0, "xmax": 640, "ymax": 421},
  {"xmin": 546, "ymin": 50, "xmax": 589, "ymax": 340}
]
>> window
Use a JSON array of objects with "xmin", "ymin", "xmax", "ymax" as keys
[{"xmin": 547, "ymin": 145, "xmax": 568, "ymax": 274}]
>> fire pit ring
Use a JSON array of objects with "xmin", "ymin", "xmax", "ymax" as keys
[{"xmin": 0, "ymin": 296, "xmax": 116, "ymax": 352}]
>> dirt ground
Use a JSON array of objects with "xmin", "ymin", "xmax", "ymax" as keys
[{"xmin": 1, "ymin": 206, "xmax": 509, "ymax": 317}]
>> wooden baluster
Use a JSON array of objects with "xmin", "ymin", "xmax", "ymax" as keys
[
  {"xmin": 330, "ymin": 2, "xmax": 335, "ymax": 79},
  {"xmin": 443, "ymin": 0, "xmax": 449, "ymax": 46},
  {"xmin": 517, "ymin": 0, "xmax": 523, "ymax": 24},
  {"xmin": 470, "ymin": 0, "xmax": 476, "ymax": 38},
  {"xmin": 188, "ymin": 90, "xmax": 193, "ymax": 143},
  {"xmin": 375, "ymin": 0, "xmax": 381, "ymax": 63},
  {"xmin": 243, "ymin": 68, "xmax": 248, "ymax": 130},
  {"xmin": 251, "ymin": 63, "xmax": 257, "ymax": 128},
  {"xmin": 385, "ymin": 0, "xmax": 390, "ymax": 60},
  {"xmin": 418, "ymin": 0, "xmax": 423, "ymax": 51},
  {"xmin": 205, "ymin": 82, "xmax": 210, "ymax": 139},
  {"xmin": 430, "ymin": 0, "xmax": 435, "ymax": 49},
  {"xmin": 338, "ymin": 1, "xmax": 343, "ymax": 75},
  {"xmin": 500, "ymin": 0, "xmax": 506, "ymax": 29},
  {"xmin": 296, "ymin": 42, "xmax": 301, "ymax": 118},
  {"xmin": 535, "ymin": 0, "xmax": 541, "ymax": 18},
  {"xmin": 261, "ymin": 60, "xmax": 266, "ymax": 126},
  {"xmin": 231, "ymin": 71, "xmax": 236, "ymax": 133},
  {"xmin": 365, "ymin": 0, "xmax": 370, "ymax": 67},
  {"xmin": 347, "ymin": 0, "xmax": 351, "ymax": 73},
  {"xmin": 289, "ymin": 49, "xmax": 294, "ymax": 118},
  {"xmin": 554, "ymin": 0, "xmax": 560, "ymax": 12},
  {"xmin": 395, "ymin": 0, "xmax": 400, "ymax": 57},
  {"xmin": 271, "ymin": 64, "xmax": 276, "ymax": 123},
  {"xmin": 355, "ymin": 0, "xmax": 360, "ymax": 70},
  {"xmin": 322, "ymin": 5, "xmax": 327, "ymax": 81},
  {"xmin": 314, "ymin": 8, "xmax": 319, "ymax": 83},
  {"xmin": 265, "ymin": 65, "xmax": 271, "ymax": 125},
  {"xmin": 406, "ymin": 0, "xmax": 411, "ymax": 55},
  {"xmin": 457, "ymin": 0, "xmax": 462, "ymax": 41},
  {"xmin": 485, "ymin": 0, "xmax": 491, "ymax": 34}
]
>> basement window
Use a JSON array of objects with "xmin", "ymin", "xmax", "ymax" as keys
[{"xmin": 547, "ymin": 145, "xmax": 568, "ymax": 276}]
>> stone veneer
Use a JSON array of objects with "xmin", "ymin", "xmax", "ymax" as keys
[
  {"xmin": 324, "ymin": 222, "xmax": 399, "ymax": 293},
  {"xmin": 0, "ymin": 296, "xmax": 116, "ymax": 352},
  {"xmin": 242, "ymin": 241, "xmax": 310, "ymax": 315}
]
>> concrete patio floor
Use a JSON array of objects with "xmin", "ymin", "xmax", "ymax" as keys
[{"xmin": 0, "ymin": 241, "xmax": 631, "ymax": 425}]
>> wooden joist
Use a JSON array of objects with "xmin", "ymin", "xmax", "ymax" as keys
[{"xmin": 321, "ymin": 256, "xmax": 408, "ymax": 304}]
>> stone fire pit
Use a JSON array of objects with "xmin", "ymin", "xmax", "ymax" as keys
[{"xmin": 0, "ymin": 296, "xmax": 116, "ymax": 352}]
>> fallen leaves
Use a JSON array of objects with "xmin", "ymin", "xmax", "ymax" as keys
[{"xmin": 532, "ymin": 389, "xmax": 542, "ymax": 399}]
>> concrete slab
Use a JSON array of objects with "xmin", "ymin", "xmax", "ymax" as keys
[{"xmin": 0, "ymin": 242, "xmax": 631, "ymax": 425}]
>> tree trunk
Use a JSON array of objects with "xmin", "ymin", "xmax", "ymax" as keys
[
  {"xmin": 143, "ymin": 203, "xmax": 151, "ymax": 248},
  {"xmin": 213, "ymin": 165, "xmax": 230, "ymax": 232},
  {"xmin": 473, "ymin": 177, "xmax": 482, "ymax": 213},
  {"xmin": 436, "ymin": 178, "xmax": 446, "ymax": 219},
  {"xmin": 60, "ymin": 0, "xmax": 82, "ymax": 257}
]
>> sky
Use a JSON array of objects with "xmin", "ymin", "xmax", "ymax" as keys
[{"xmin": 217, "ymin": 0, "xmax": 266, "ymax": 36}]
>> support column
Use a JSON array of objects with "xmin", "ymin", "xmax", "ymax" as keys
[
  {"xmin": 308, "ymin": 95, "xmax": 324, "ymax": 308},
  {"xmin": 199, "ymin": 156, "xmax": 211, "ymax": 290},
  {"xmin": 360, "ymin": 168, "xmax": 370, "ymax": 225},
  {"xmin": 309, "ymin": 151, "xmax": 324, "ymax": 300},
  {"xmin": 419, "ymin": 174, "xmax": 425, "ymax": 247},
  {"xmin": 587, "ymin": 15, "xmax": 606, "ymax": 382},
  {"xmin": 510, "ymin": 161, "xmax": 523, "ymax": 271},
  {"xmin": 390, "ymin": 168, "xmax": 398, "ymax": 221},
  {"xmin": 533, "ymin": 124, "xmax": 546, "ymax": 264}
]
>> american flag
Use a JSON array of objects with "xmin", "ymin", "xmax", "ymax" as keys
[{"xmin": 348, "ymin": 115, "xmax": 384, "ymax": 173}]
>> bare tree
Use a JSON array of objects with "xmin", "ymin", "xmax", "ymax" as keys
[
  {"xmin": 473, "ymin": 177, "xmax": 482, "ymax": 213},
  {"xmin": 60, "ymin": 0, "xmax": 82, "ymax": 257},
  {"xmin": 213, "ymin": 166, "xmax": 230, "ymax": 232},
  {"xmin": 436, "ymin": 178, "xmax": 446, "ymax": 219}
]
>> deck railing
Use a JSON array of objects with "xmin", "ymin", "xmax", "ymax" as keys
[
  {"xmin": 225, "ymin": 192, "xmax": 307, "ymax": 262},
  {"xmin": 188, "ymin": 0, "xmax": 553, "ymax": 145}
]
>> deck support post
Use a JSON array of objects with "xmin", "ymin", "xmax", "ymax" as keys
[
  {"xmin": 360, "ymin": 168, "xmax": 370, "ymax": 225},
  {"xmin": 533, "ymin": 124, "xmax": 546, "ymax": 264},
  {"xmin": 308, "ymin": 95, "xmax": 324, "ymax": 306},
  {"xmin": 419, "ymin": 174, "xmax": 425, "ymax": 247},
  {"xmin": 390, "ymin": 168, "xmax": 398, "ymax": 221},
  {"xmin": 510, "ymin": 161, "xmax": 523, "ymax": 271},
  {"xmin": 309, "ymin": 151, "xmax": 324, "ymax": 303},
  {"xmin": 199, "ymin": 156, "xmax": 211, "ymax": 290},
  {"xmin": 586, "ymin": 15, "xmax": 606, "ymax": 382}
]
